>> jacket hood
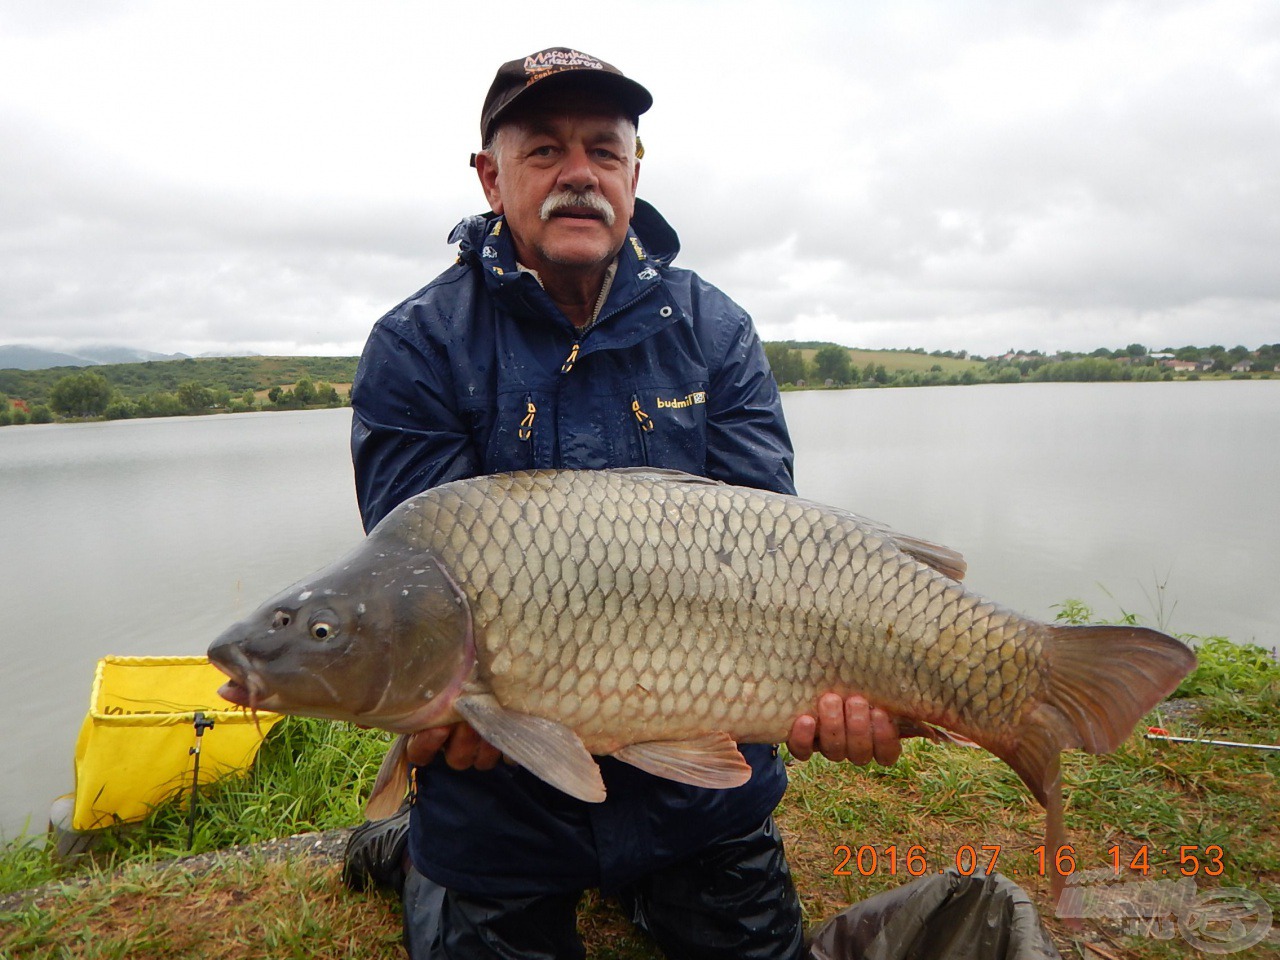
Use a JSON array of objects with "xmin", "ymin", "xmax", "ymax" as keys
[{"xmin": 448, "ymin": 197, "xmax": 680, "ymax": 266}]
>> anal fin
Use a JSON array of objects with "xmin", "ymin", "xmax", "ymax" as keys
[
  {"xmin": 365, "ymin": 734, "xmax": 411, "ymax": 821},
  {"xmin": 612, "ymin": 733, "xmax": 753, "ymax": 789},
  {"xmin": 895, "ymin": 717, "xmax": 980, "ymax": 748},
  {"xmin": 455, "ymin": 693, "xmax": 606, "ymax": 803}
]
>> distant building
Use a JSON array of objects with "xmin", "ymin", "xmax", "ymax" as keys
[
  {"xmin": 1161, "ymin": 359, "xmax": 1204, "ymax": 372},
  {"xmin": 1231, "ymin": 361, "xmax": 1253, "ymax": 372}
]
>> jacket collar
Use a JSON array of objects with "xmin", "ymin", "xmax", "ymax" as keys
[
  {"xmin": 449, "ymin": 197, "xmax": 680, "ymax": 266},
  {"xmin": 450, "ymin": 199, "xmax": 685, "ymax": 348}
]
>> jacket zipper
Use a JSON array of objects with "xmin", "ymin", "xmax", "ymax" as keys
[
  {"xmin": 517, "ymin": 395, "xmax": 536, "ymax": 467},
  {"xmin": 631, "ymin": 393, "xmax": 654, "ymax": 464},
  {"xmin": 559, "ymin": 283, "xmax": 669, "ymax": 376}
]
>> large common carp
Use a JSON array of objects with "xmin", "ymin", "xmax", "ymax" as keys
[{"xmin": 210, "ymin": 468, "xmax": 1194, "ymax": 891}]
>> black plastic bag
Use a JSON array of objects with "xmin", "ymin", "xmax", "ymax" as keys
[{"xmin": 807, "ymin": 870, "xmax": 1061, "ymax": 960}]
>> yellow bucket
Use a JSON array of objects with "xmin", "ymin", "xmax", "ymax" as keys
[{"xmin": 72, "ymin": 655, "xmax": 282, "ymax": 831}]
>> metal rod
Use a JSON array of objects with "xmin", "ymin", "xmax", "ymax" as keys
[
  {"xmin": 1145, "ymin": 732, "xmax": 1280, "ymax": 752},
  {"xmin": 187, "ymin": 712, "xmax": 216, "ymax": 849}
]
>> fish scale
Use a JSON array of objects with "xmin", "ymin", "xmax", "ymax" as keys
[
  {"xmin": 209, "ymin": 467, "xmax": 1196, "ymax": 899},
  {"xmin": 404, "ymin": 471, "xmax": 1033, "ymax": 748}
]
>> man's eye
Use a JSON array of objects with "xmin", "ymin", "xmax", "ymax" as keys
[{"xmin": 530, "ymin": 145, "xmax": 557, "ymax": 158}]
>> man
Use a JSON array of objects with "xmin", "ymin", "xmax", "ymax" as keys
[{"xmin": 347, "ymin": 47, "xmax": 901, "ymax": 959}]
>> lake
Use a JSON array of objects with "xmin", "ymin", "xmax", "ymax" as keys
[{"xmin": 1, "ymin": 382, "xmax": 1276, "ymax": 840}]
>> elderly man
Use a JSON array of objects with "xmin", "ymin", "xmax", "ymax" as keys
[{"xmin": 346, "ymin": 47, "xmax": 901, "ymax": 959}]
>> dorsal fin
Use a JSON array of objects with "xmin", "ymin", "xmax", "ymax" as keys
[
  {"xmin": 890, "ymin": 533, "xmax": 967, "ymax": 581},
  {"xmin": 606, "ymin": 467, "xmax": 723, "ymax": 485}
]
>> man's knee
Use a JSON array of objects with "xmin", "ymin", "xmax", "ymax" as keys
[
  {"xmin": 402, "ymin": 868, "xmax": 585, "ymax": 960},
  {"xmin": 625, "ymin": 816, "xmax": 805, "ymax": 960}
]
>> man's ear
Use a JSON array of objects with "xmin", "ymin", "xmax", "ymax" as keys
[{"xmin": 474, "ymin": 151, "xmax": 504, "ymax": 215}]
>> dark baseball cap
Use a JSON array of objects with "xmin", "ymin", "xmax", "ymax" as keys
[{"xmin": 479, "ymin": 47, "xmax": 652, "ymax": 146}]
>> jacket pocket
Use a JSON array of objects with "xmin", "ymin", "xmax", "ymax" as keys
[
  {"xmin": 479, "ymin": 392, "xmax": 539, "ymax": 472},
  {"xmin": 626, "ymin": 384, "xmax": 707, "ymax": 473},
  {"xmin": 630, "ymin": 393, "xmax": 654, "ymax": 465},
  {"xmin": 516, "ymin": 394, "xmax": 537, "ymax": 469}
]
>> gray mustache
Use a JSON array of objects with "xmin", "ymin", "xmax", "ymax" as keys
[{"xmin": 540, "ymin": 191, "xmax": 616, "ymax": 226}]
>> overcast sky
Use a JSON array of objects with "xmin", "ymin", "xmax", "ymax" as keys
[{"xmin": 2, "ymin": 0, "xmax": 1277, "ymax": 358}]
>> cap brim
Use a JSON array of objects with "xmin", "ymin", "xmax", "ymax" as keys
[{"xmin": 485, "ymin": 70, "xmax": 652, "ymax": 141}]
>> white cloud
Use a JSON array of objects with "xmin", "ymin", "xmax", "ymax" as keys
[{"xmin": 1, "ymin": 0, "xmax": 1278, "ymax": 356}]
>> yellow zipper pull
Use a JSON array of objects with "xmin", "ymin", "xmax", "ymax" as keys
[
  {"xmin": 518, "ymin": 399, "xmax": 537, "ymax": 440},
  {"xmin": 632, "ymin": 398, "xmax": 654, "ymax": 432},
  {"xmin": 561, "ymin": 342, "xmax": 580, "ymax": 374}
]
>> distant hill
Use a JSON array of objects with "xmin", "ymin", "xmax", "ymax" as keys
[
  {"xmin": 0, "ymin": 355, "xmax": 359, "ymax": 405},
  {"xmin": 0, "ymin": 343, "xmax": 189, "ymax": 370}
]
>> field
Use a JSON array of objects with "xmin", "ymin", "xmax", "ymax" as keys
[{"xmin": 798, "ymin": 347, "xmax": 986, "ymax": 376}]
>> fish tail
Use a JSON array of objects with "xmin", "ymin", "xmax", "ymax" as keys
[{"xmin": 991, "ymin": 625, "xmax": 1195, "ymax": 900}]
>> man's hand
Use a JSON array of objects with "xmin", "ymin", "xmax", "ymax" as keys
[
  {"xmin": 787, "ymin": 693, "xmax": 902, "ymax": 766},
  {"xmin": 406, "ymin": 722, "xmax": 503, "ymax": 771}
]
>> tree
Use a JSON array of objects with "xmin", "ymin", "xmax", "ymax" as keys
[
  {"xmin": 104, "ymin": 399, "xmax": 137, "ymax": 420},
  {"xmin": 293, "ymin": 378, "xmax": 316, "ymax": 405},
  {"xmin": 813, "ymin": 345, "xmax": 852, "ymax": 384},
  {"xmin": 763, "ymin": 343, "xmax": 808, "ymax": 384},
  {"xmin": 50, "ymin": 371, "xmax": 113, "ymax": 418},
  {"xmin": 177, "ymin": 381, "xmax": 214, "ymax": 414},
  {"xmin": 1125, "ymin": 343, "xmax": 1147, "ymax": 357}
]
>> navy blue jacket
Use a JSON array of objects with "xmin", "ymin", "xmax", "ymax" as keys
[{"xmin": 350, "ymin": 200, "xmax": 796, "ymax": 896}]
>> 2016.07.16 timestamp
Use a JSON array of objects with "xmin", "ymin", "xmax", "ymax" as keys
[{"xmin": 832, "ymin": 844, "xmax": 1227, "ymax": 879}]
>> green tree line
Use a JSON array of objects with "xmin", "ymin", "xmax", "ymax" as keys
[
  {"xmin": 761, "ymin": 341, "xmax": 1279, "ymax": 390},
  {"xmin": 4, "ymin": 343, "xmax": 1277, "ymax": 427},
  {"xmin": 0, "ymin": 355, "xmax": 358, "ymax": 408},
  {"xmin": 2, "ymin": 367, "xmax": 347, "ymax": 426}
]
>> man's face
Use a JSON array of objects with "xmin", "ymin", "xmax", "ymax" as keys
[{"xmin": 476, "ymin": 95, "xmax": 640, "ymax": 277}]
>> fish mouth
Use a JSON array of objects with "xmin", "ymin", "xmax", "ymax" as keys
[
  {"xmin": 209, "ymin": 644, "xmax": 274, "ymax": 711},
  {"xmin": 216, "ymin": 676, "xmax": 261, "ymax": 709}
]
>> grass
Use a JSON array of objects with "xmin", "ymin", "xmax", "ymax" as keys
[
  {"xmin": 794, "ymin": 347, "xmax": 986, "ymax": 376},
  {"xmin": 0, "ymin": 718, "xmax": 393, "ymax": 896},
  {"xmin": 2, "ymin": 616, "xmax": 1277, "ymax": 958}
]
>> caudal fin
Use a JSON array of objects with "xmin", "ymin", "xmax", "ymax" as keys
[
  {"xmin": 992, "ymin": 625, "xmax": 1196, "ymax": 899},
  {"xmin": 1001, "ymin": 625, "xmax": 1194, "ymax": 802}
]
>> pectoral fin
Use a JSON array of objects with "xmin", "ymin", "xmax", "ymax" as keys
[
  {"xmin": 612, "ymin": 733, "xmax": 753, "ymax": 789},
  {"xmin": 455, "ymin": 693, "xmax": 606, "ymax": 803},
  {"xmin": 365, "ymin": 734, "xmax": 411, "ymax": 821}
]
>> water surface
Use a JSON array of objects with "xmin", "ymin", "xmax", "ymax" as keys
[{"xmin": 1, "ymin": 383, "xmax": 1276, "ymax": 839}]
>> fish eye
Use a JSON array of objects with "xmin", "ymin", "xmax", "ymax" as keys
[{"xmin": 309, "ymin": 620, "xmax": 336, "ymax": 641}]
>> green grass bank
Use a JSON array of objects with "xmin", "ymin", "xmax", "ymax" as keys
[{"xmin": 2, "ymin": 613, "xmax": 1276, "ymax": 959}]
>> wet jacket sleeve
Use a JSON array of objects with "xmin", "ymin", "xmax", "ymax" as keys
[
  {"xmin": 350, "ymin": 314, "xmax": 482, "ymax": 532},
  {"xmin": 703, "ymin": 310, "xmax": 796, "ymax": 497}
]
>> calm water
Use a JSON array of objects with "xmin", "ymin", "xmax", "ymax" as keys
[{"xmin": 1, "ymin": 383, "xmax": 1276, "ymax": 839}]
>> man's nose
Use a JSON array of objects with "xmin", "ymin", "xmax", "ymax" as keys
[{"xmin": 556, "ymin": 144, "xmax": 599, "ymax": 191}]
